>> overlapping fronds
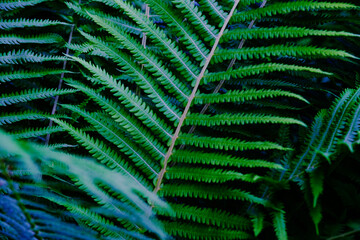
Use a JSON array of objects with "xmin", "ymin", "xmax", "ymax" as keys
[
  {"xmin": 0, "ymin": 129, "xmax": 169, "ymax": 239},
  {"xmin": 1, "ymin": 0, "xmax": 359, "ymax": 239},
  {"xmin": 53, "ymin": 0, "xmax": 359, "ymax": 239},
  {"xmin": 0, "ymin": 88, "xmax": 77, "ymax": 106}
]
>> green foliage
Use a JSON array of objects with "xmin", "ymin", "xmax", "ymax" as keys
[
  {"xmin": 0, "ymin": 129, "xmax": 168, "ymax": 239},
  {"xmin": 0, "ymin": 0, "xmax": 360, "ymax": 239}
]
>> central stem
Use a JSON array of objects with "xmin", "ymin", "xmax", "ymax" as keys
[{"xmin": 153, "ymin": 0, "xmax": 241, "ymax": 194}]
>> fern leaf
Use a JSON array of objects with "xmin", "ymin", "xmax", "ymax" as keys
[
  {"xmin": 10, "ymin": 126, "xmax": 64, "ymax": 139},
  {"xmin": 143, "ymin": 0, "xmax": 209, "ymax": 61},
  {"xmin": 0, "ymin": 88, "xmax": 77, "ymax": 106},
  {"xmin": 184, "ymin": 113, "xmax": 306, "ymax": 127},
  {"xmin": 172, "ymin": 0, "xmax": 219, "ymax": 41},
  {"xmin": 0, "ymin": 49, "xmax": 67, "ymax": 65},
  {"xmin": 271, "ymin": 209, "xmax": 288, "ymax": 240},
  {"xmin": 251, "ymin": 212, "xmax": 264, "ymax": 237},
  {"xmin": 202, "ymin": 63, "xmax": 332, "ymax": 84},
  {"xmin": 0, "ymin": 18, "xmax": 69, "ymax": 30},
  {"xmin": 61, "ymin": 104, "xmax": 160, "ymax": 177},
  {"xmin": 220, "ymin": 27, "xmax": 360, "ymax": 43},
  {"xmin": 160, "ymin": 184, "xmax": 268, "ymax": 205},
  {"xmin": 0, "ymin": 130, "xmax": 168, "ymax": 239},
  {"xmin": 308, "ymin": 89, "xmax": 354, "ymax": 165},
  {"xmin": 309, "ymin": 203, "xmax": 322, "ymax": 236},
  {"xmin": 321, "ymin": 88, "xmax": 360, "ymax": 159},
  {"xmin": 309, "ymin": 169, "xmax": 324, "ymax": 208},
  {"xmin": 65, "ymin": 2, "xmax": 142, "ymax": 35},
  {"xmin": 84, "ymin": 14, "xmax": 191, "ymax": 103},
  {"xmin": 78, "ymin": 31, "xmax": 183, "ymax": 121},
  {"xmin": 69, "ymin": 55, "xmax": 174, "ymax": 141},
  {"xmin": 0, "ymin": 0, "xmax": 50, "ymax": 11},
  {"xmin": 194, "ymin": 89, "xmax": 309, "ymax": 104},
  {"xmin": 65, "ymin": 80, "xmax": 167, "ymax": 161},
  {"xmin": 112, "ymin": 0, "xmax": 200, "ymax": 83},
  {"xmin": 0, "ymin": 33, "xmax": 63, "ymax": 45},
  {"xmin": 50, "ymin": 118, "xmax": 153, "ymax": 188},
  {"xmin": 0, "ymin": 69, "xmax": 69, "ymax": 83},
  {"xmin": 198, "ymin": 0, "xmax": 227, "ymax": 23},
  {"xmin": 157, "ymin": 203, "xmax": 250, "ymax": 229},
  {"xmin": 44, "ymin": 195, "xmax": 161, "ymax": 239},
  {"xmin": 0, "ymin": 111, "xmax": 69, "ymax": 125},
  {"xmin": 342, "ymin": 99, "xmax": 360, "ymax": 152},
  {"xmin": 211, "ymin": 45, "xmax": 357, "ymax": 64},
  {"xmin": 171, "ymin": 150, "xmax": 284, "ymax": 169},
  {"xmin": 178, "ymin": 134, "xmax": 292, "ymax": 151},
  {"xmin": 230, "ymin": 1, "xmax": 358, "ymax": 23},
  {"xmin": 65, "ymin": 42, "xmax": 94, "ymax": 53},
  {"xmin": 166, "ymin": 167, "xmax": 264, "ymax": 183},
  {"xmin": 288, "ymin": 110, "xmax": 327, "ymax": 180},
  {"xmin": 164, "ymin": 222, "xmax": 251, "ymax": 240}
]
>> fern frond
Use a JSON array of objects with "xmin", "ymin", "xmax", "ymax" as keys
[
  {"xmin": 0, "ymin": 88, "xmax": 77, "ymax": 106},
  {"xmin": 0, "ymin": 0, "xmax": 49, "ymax": 11},
  {"xmin": 157, "ymin": 203, "xmax": 250, "ymax": 229},
  {"xmin": 0, "ymin": 33, "xmax": 63, "ymax": 45},
  {"xmin": 143, "ymin": 0, "xmax": 209, "ymax": 61},
  {"xmin": 49, "ymin": 117, "xmax": 153, "ymax": 188},
  {"xmin": 342, "ymin": 99, "xmax": 360, "ymax": 152},
  {"xmin": 44, "ymin": 195, "xmax": 157, "ymax": 240},
  {"xmin": 271, "ymin": 209, "xmax": 288, "ymax": 240},
  {"xmin": 0, "ymin": 69, "xmax": 68, "ymax": 83},
  {"xmin": 83, "ymin": 14, "xmax": 191, "ymax": 103},
  {"xmin": 251, "ymin": 212, "xmax": 264, "ymax": 237},
  {"xmin": 65, "ymin": 80, "xmax": 167, "ymax": 162},
  {"xmin": 160, "ymin": 184, "xmax": 268, "ymax": 205},
  {"xmin": 289, "ymin": 110, "xmax": 327, "ymax": 180},
  {"xmin": 194, "ymin": 89, "xmax": 308, "ymax": 104},
  {"xmin": 309, "ymin": 169, "xmax": 324, "ymax": 208},
  {"xmin": 202, "ymin": 63, "xmax": 332, "ymax": 84},
  {"xmin": 65, "ymin": 2, "xmax": 142, "ymax": 35},
  {"xmin": 65, "ymin": 42, "xmax": 93, "ymax": 53},
  {"xmin": 211, "ymin": 45, "xmax": 357, "ymax": 64},
  {"xmin": 307, "ymin": 89, "xmax": 354, "ymax": 164},
  {"xmin": 78, "ymin": 31, "xmax": 184, "ymax": 120},
  {"xmin": 0, "ymin": 18, "xmax": 69, "ymax": 30},
  {"xmin": 0, "ymin": 49, "xmax": 67, "ymax": 65},
  {"xmin": 69, "ymin": 55, "xmax": 174, "ymax": 141},
  {"xmin": 166, "ymin": 167, "xmax": 264, "ymax": 183},
  {"xmin": 164, "ymin": 222, "xmax": 251, "ymax": 240},
  {"xmin": 171, "ymin": 150, "xmax": 284, "ymax": 169},
  {"xmin": 198, "ymin": 0, "xmax": 227, "ymax": 23},
  {"xmin": 220, "ymin": 27, "xmax": 360, "ymax": 43},
  {"xmin": 172, "ymin": 0, "xmax": 219, "ymax": 41},
  {"xmin": 184, "ymin": 113, "xmax": 306, "ymax": 127},
  {"xmin": 0, "ymin": 111, "xmax": 70, "ymax": 125},
  {"xmin": 61, "ymin": 104, "xmax": 160, "ymax": 177},
  {"xmin": 230, "ymin": 1, "xmax": 358, "ymax": 24},
  {"xmin": 112, "ymin": 0, "xmax": 200, "ymax": 83},
  {"xmin": 321, "ymin": 88, "xmax": 360, "ymax": 159},
  {"xmin": 0, "ymin": 130, "xmax": 168, "ymax": 239},
  {"xmin": 178, "ymin": 134, "xmax": 292, "ymax": 151},
  {"xmin": 10, "ymin": 126, "xmax": 64, "ymax": 139}
]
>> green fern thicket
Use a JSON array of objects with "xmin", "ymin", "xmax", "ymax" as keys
[{"xmin": 1, "ymin": 0, "xmax": 360, "ymax": 239}]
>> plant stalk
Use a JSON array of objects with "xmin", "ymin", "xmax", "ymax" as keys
[
  {"xmin": 153, "ymin": 0, "xmax": 241, "ymax": 194},
  {"xmin": 45, "ymin": 24, "xmax": 75, "ymax": 145},
  {"xmin": 183, "ymin": 0, "xmax": 268, "ymax": 139}
]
